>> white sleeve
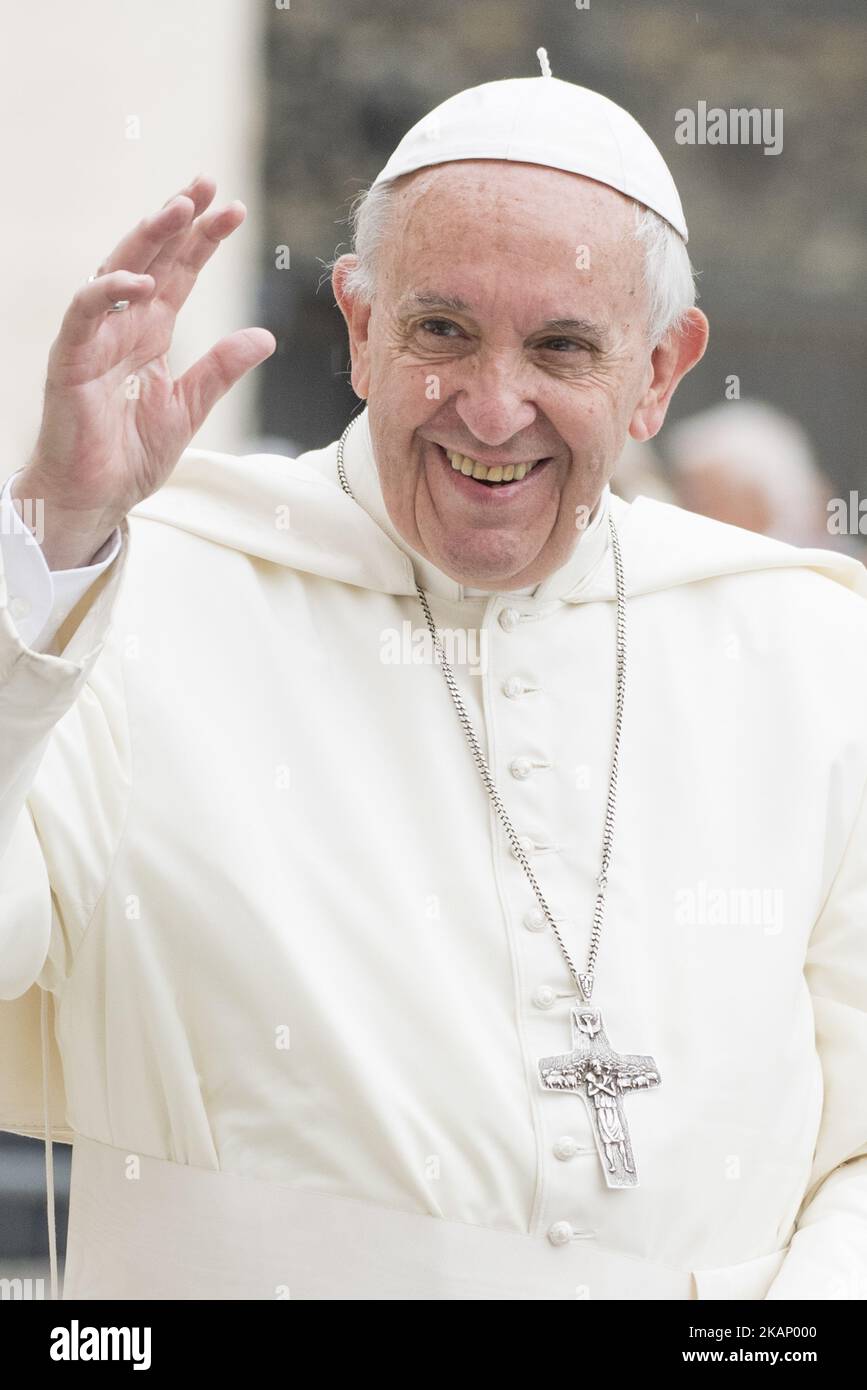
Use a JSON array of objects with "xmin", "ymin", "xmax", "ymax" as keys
[
  {"xmin": 0, "ymin": 476, "xmax": 130, "ymax": 1000},
  {"xmin": 0, "ymin": 470, "xmax": 122, "ymax": 653},
  {"xmin": 764, "ymin": 771, "xmax": 867, "ymax": 1299}
]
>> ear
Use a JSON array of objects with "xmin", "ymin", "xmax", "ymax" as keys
[
  {"xmin": 628, "ymin": 309, "xmax": 709, "ymax": 443},
  {"xmin": 332, "ymin": 255, "xmax": 372, "ymax": 399}
]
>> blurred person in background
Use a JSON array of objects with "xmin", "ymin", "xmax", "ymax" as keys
[
  {"xmin": 610, "ymin": 434, "xmax": 677, "ymax": 505},
  {"xmin": 666, "ymin": 399, "xmax": 862, "ymax": 556}
]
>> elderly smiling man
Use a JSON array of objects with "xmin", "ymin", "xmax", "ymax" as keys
[{"xmin": 1, "ymin": 66, "xmax": 866, "ymax": 1303}]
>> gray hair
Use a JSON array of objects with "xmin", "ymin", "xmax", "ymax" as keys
[{"xmin": 333, "ymin": 174, "xmax": 698, "ymax": 348}]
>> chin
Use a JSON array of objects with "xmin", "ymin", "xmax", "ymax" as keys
[{"xmin": 434, "ymin": 533, "xmax": 541, "ymax": 586}]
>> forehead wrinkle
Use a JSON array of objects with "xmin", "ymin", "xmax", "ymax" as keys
[{"xmin": 389, "ymin": 162, "xmax": 640, "ymax": 279}]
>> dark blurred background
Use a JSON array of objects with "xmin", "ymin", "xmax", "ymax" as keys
[{"xmin": 257, "ymin": 0, "xmax": 866, "ymax": 511}]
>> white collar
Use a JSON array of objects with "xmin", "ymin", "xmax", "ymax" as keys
[{"xmin": 341, "ymin": 407, "xmax": 613, "ymax": 605}]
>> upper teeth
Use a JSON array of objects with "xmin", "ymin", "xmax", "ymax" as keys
[{"xmin": 445, "ymin": 450, "xmax": 540, "ymax": 483}]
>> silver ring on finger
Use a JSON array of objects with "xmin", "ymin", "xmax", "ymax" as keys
[{"xmin": 87, "ymin": 272, "xmax": 129, "ymax": 313}]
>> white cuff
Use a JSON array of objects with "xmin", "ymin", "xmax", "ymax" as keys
[{"xmin": 0, "ymin": 470, "xmax": 123, "ymax": 650}]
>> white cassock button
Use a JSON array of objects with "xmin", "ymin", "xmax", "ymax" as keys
[
  {"xmin": 509, "ymin": 756, "xmax": 532, "ymax": 778},
  {"xmin": 533, "ymin": 985, "xmax": 557, "ymax": 1010},
  {"xmin": 502, "ymin": 675, "xmax": 524, "ymax": 699},
  {"xmin": 553, "ymin": 1135, "xmax": 579, "ymax": 1160},
  {"xmin": 498, "ymin": 607, "xmax": 521, "ymax": 632},
  {"xmin": 524, "ymin": 908, "xmax": 546, "ymax": 932},
  {"xmin": 9, "ymin": 595, "xmax": 31, "ymax": 620},
  {"xmin": 547, "ymin": 1220, "xmax": 574, "ymax": 1246},
  {"xmin": 511, "ymin": 834, "xmax": 536, "ymax": 860}
]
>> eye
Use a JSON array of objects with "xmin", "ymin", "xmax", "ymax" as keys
[
  {"xmin": 538, "ymin": 337, "xmax": 589, "ymax": 353},
  {"xmin": 418, "ymin": 318, "xmax": 465, "ymax": 339}
]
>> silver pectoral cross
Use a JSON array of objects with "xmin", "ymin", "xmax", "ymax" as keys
[{"xmin": 538, "ymin": 1001, "xmax": 661, "ymax": 1188}]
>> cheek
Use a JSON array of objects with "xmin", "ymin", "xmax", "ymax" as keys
[
  {"xmin": 369, "ymin": 431, "xmax": 424, "ymax": 524},
  {"xmin": 571, "ymin": 376, "xmax": 637, "ymax": 446},
  {"xmin": 370, "ymin": 352, "xmax": 442, "ymax": 417},
  {"xmin": 554, "ymin": 396, "xmax": 616, "ymax": 458}
]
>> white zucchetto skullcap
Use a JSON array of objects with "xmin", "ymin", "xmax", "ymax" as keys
[{"xmin": 369, "ymin": 56, "xmax": 688, "ymax": 241}]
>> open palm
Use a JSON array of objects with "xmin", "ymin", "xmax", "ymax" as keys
[{"xmin": 26, "ymin": 174, "xmax": 275, "ymax": 544}]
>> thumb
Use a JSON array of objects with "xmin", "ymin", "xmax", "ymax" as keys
[{"xmin": 176, "ymin": 327, "xmax": 276, "ymax": 436}]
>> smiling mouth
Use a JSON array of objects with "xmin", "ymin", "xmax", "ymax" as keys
[{"xmin": 438, "ymin": 445, "xmax": 552, "ymax": 488}]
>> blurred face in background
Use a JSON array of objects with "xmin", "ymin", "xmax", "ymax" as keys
[
  {"xmin": 675, "ymin": 460, "xmax": 774, "ymax": 534},
  {"xmin": 334, "ymin": 159, "xmax": 707, "ymax": 589}
]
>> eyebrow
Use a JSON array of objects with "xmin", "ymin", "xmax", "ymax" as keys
[
  {"xmin": 396, "ymin": 293, "xmax": 608, "ymax": 342},
  {"xmin": 399, "ymin": 291, "xmax": 474, "ymax": 315},
  {"xmin": 536, "ymin": 317, "xmax": 608, "ymax": 340}
]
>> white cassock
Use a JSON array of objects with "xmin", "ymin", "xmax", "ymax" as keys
[{"xmin": 1, "ymin": 404, "xmax": 866, "ymax": 1301}]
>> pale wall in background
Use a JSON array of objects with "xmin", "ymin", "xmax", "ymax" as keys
[{"xmin": 0, "ymin": 0, "xmax": 265, "ymax": 480}]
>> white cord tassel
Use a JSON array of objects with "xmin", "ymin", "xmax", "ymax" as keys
[
  {"xmin": 40, "ymin": 989, "xmax": 59, "ymax": 1300},
  {"xmin": 536, "ymin": 47, "xmax": 552, "ymax": 78}
]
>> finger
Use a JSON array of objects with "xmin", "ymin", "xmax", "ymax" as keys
[
  {"xmin": 56, "ymin": 271, "xmax": 156, "ymax": 350},
  {"xmin": 161, "ymin": 173, "xmax": 217, "ymax": 217},
  {"xmin": 175, "ymin": 327, "xmax": 276, "ymax": 437},
  {"xmin": 95, "ymin": 196, "xmax": 197, "ymax": 279},
  {"xmin": 149, "ymin": 201, "xmax": 247, "ymax": 314}
]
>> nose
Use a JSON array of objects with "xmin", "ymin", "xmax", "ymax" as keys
[{"xmin": 453, "ymin": 356, "xmax": 537, "ymax": 447}]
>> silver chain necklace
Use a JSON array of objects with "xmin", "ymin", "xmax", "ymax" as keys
[{"xmin": 336, "ymin": 415, "xmax": 661, "ymax": 1187}]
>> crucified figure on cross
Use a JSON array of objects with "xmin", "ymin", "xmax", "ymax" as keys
[{"xmin": 538, "ymin": 1003, "xmax": 661, "ymax": 1189}]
